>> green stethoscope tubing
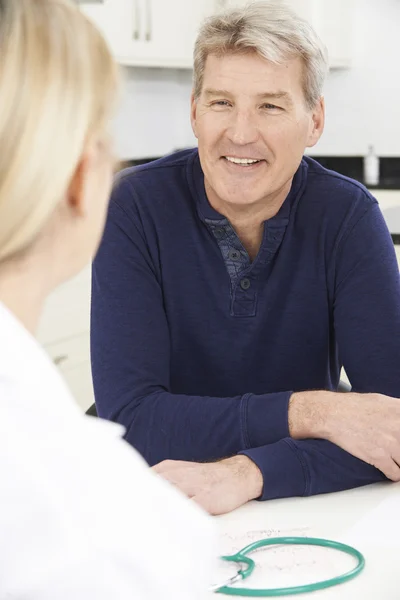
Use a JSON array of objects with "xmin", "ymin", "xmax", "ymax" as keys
[{"xmin": 215, "ymin": 536, "xmax": 365, "ymax": 597}]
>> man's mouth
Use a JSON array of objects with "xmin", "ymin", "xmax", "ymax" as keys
[{"xmin": 222, "ymin": 156, "xmax": 264, "ymax": 167}]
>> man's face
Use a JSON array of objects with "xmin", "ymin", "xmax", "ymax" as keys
[{"xmin": 191, "ymin": 52, "xmax": 324, "ymax": 210}]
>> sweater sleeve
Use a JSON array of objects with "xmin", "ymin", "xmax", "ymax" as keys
[
  {"xmin": 240, "ymin": 200, "xmax": 399, "ymax": 500},
  {"xmin": 90, "ymin": 176, "xmax": 291, "ymax": 466}
]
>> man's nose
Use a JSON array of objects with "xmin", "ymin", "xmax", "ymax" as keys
[{"xmin": 226, "ymin": 110, "xmax": 260, "ymax": 146}]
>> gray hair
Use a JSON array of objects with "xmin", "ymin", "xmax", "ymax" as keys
[{"xmin": 193, "ymin": 0, "xmax": 329, "ymax": 110}]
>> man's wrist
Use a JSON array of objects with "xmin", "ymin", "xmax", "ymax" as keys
[
  {"xmin": 288, "ymin": 390, "xmax": 334, "ymax": 439},
  {"xmin": 223, "ymin": 455, "xmax": 263, "ymax": 501}
]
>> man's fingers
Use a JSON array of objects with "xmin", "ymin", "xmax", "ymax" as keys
[
  {"xmin": 191, "ymin": 492, "xmax": 219, "ymax": 516},
  {"xmin": 152, "ymin": 460, "xmax": 188, "ymax": 474},
  {"xmin": 390, "ymin": 455, "xmax": 400, "ymax": 482},
  {"xmin": 378, "ymin": 458, "xmax": 400, "ymax": 482},
  {"xmin": 154, "ymin": 466, "xmax": 199, "ymax": 498},
  {"xmin": 166, "ymin": 472, "xmax": 197, "ymax": 497},
  {"xmin": 192, "ymin": 491, "xmax": 240, "ymax": 516}
]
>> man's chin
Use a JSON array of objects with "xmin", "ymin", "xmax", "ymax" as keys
[{"xmin": 216, "ymin": 189, "xmax": 265, "ymax": 208}]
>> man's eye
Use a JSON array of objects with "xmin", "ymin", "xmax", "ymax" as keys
[
  {"xmin": 262, "ymin": 103, "xmax": 282, "ymax": 111},
  {"xmin": 211, "ymin": 100, "xmax": 231, "ymax": 107}
]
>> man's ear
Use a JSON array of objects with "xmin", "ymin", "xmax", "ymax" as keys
[
  {"xmin": 306, "ymin": 96, "xmax": 325, "ymax": 149},
  {"xmin": 190, "ymin": 91, "xmax": 198, "ymax": 139}
]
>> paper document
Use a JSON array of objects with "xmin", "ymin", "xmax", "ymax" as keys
[{"xmin": 210, "ymin": 526, "xmax": 357, "ymax": 592}]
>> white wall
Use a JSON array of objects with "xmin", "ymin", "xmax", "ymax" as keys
[
  {"xmin": 113, "ymin": 0, "xmax": 400, "ymax": 160},
  {"xmin": 112, "ymin": 68, "xmax": 191, "ymax": 160}
]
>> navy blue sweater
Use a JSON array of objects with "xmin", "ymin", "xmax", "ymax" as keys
[{"xmin": 91, "ymin": 149, "xmax": 400, "ymax": 501}]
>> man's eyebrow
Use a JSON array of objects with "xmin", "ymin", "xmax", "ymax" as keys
[
  {"xmin": 203, "ymin": 88, "xmax": 233, "ymax": 98},
  {"xmin": 203, "ymin": 88, "xmax": 293, "ymax": 104},
  {"xmin": 257, "ymin": 91, "xmax": 291, "ymax": 100}
]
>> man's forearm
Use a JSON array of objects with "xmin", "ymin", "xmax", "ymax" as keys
[
  {"xmin": 118, "ymin": 389, "xmax": 336, "ymax": 463},
  {"xmin": 289, "ymin": 390, "xmax": 400, "ymax": 482},
  {"xmin": 288, "ymin": 390, "xmax": 334, "ymax": 439},
  {"xmin": 241, "ymin": 436, "xmax": 387, "ymax": 502},
  {"xmin": 112, "ymin": 389, "xmax": 292, "ymax": 465}
]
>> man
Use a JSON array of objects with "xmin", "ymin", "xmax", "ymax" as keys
[{"xmin": 91, "ymin": 1, "xmax": 400, "ymax": 515}]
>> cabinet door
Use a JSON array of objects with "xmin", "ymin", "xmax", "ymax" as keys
[
  {"xmin": 80, "ymin": 0, "xmax": 217, "ymax": 68},
  {"xmin": 312, "ymin": 0, "xmax": 353, "ymax": 68},
  {"xmin": 118, "ymin": 0, "xmax": 218, "ymax": 68},
  {"xmin": 78, "ymin": 0, "xmax": 128, "ymax": 58},
  {"xmin": 281, "ymin": 0, "xmax": 352, "ymax": 68},
  {"xmin": 115, "ymin": 0, "xmax": 194, "ymax": 67},
  {"xmin": 44, "ymin": 332, "xmax": 91, "ymax": 375},
  {"xmin": 79, "ymin": 0, "xmax": 153, "ymax": 63},
  {"xmin": 37, "ymin": 266, "xmax": 91, "ymax": 347},
  {"xmin": 44, "ymin": 334, "xmax": 94, "ymax": 412}
]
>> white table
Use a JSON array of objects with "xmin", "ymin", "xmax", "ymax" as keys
[{"xmin": 209, "ymin": 482, "xmax": 400, "ymax": 598}]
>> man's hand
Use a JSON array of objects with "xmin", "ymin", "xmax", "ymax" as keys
[
  {"xmin": 152, "ymin": 455, "xmax": 263, "ymax": 515},
  {"xmin": 290, "ymin": 390, "xmax": 400, "ymax": 482}
]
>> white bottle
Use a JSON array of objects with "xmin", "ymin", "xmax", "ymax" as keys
[{"xmin": 364, "ymin": 145, "xmax": 380, "ymax": 186}]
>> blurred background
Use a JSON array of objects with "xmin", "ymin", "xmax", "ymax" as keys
[{"xmin": 39, "ymin": 0, "xmax": 400, "ymax": 410}]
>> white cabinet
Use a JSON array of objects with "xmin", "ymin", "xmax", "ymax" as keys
[
  {"xmin": 79, "ymin": 0, "xmax": 352, "ymax": 69},
  {"xmin": 37, "ymin": 265, "xmax": 91, "ymax": 346},
  {"xmin": 63, "ymin": 361, "xmax": 95, "ymax": 412},
  {"xmin": 38, "ymin": 265, "xmax": 94, "ymax": 411},
  {"xmin": 77, "ymin": 0, "xmax": 126, "ymax": 58},
  {"xmin": 44, "ymin": 333, "xmax": 94, "ymax": 412},
  {"xmin": 44, "ymin": 332, "xmax": 91, "ymax": 374},
  {"xmin": 214, "ymin": 0, "xmax": 353, "ymax": 68},
  {"xmin": 289, "ymin": 0, "xmax": 353, "ymax": 68},
  {"xmin": 79, "ymin": 0, "xmax": 217, "ymax": 68}
]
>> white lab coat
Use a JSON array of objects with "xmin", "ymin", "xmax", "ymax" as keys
[{"xmin": 0, "ymin": 301, "xmax": 216, "ymax": 599}]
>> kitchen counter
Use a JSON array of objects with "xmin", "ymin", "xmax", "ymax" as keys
[
  {"xmin": 370, "ymin": 189, "xmax": 400, "ymax": 237},
  {"xmin": 309, "ymin": 156, "xmax": 400, "ymax": 191}
]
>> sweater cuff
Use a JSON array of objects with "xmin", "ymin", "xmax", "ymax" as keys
[
  {"xmin": 239, "ymin": 439, "xmax": 308, "ymax": 501},
  {"xmin": 244, "ymin": 391, "xmax": 292, "ymax": 448}
]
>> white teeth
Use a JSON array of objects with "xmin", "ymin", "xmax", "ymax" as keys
[{"xmin": 225, "ymin": 156, "xmax": 261, "ymax": 165}]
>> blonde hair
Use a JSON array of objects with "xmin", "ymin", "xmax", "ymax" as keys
[
  {"xmin": 0, "ymin": 0, "xmax": 119, "ymax": 263},
  {"xmin": 193, "ymin": 0, "xmax": 329, "ymax": 110}
]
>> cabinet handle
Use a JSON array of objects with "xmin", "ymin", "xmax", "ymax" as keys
[
  {"xmin": 133, "ymin": 0, "xmax": 140, "ymax": 40},
  {"xmin": 145, "ymin": 0, "xmax": 152, "ymax": 42}
]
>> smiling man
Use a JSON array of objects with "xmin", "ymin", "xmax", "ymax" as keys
[
  {"xmin": 194, "ymin": 50, "xmax": 322, "ymax": 261},
  {"xmin": 91, "ymin": 1, "xmax": 400, "ymax": 515}
]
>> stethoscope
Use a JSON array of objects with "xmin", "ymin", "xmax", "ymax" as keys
[{"xmin": 210, "ymin": 536, "xmax": 365, "ymax": 597}]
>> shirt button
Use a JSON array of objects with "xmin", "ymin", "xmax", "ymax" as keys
[
  {"xmin": 214, "ymin": 227, "xmax": 225, "ymax": 239},
  {"xmin": 240, "ymin": 277, "xmax": 251, "ymax": 290},
  {"xmin": 229, "ymin": 249, "xmax": 240, "ymax": 260}
]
